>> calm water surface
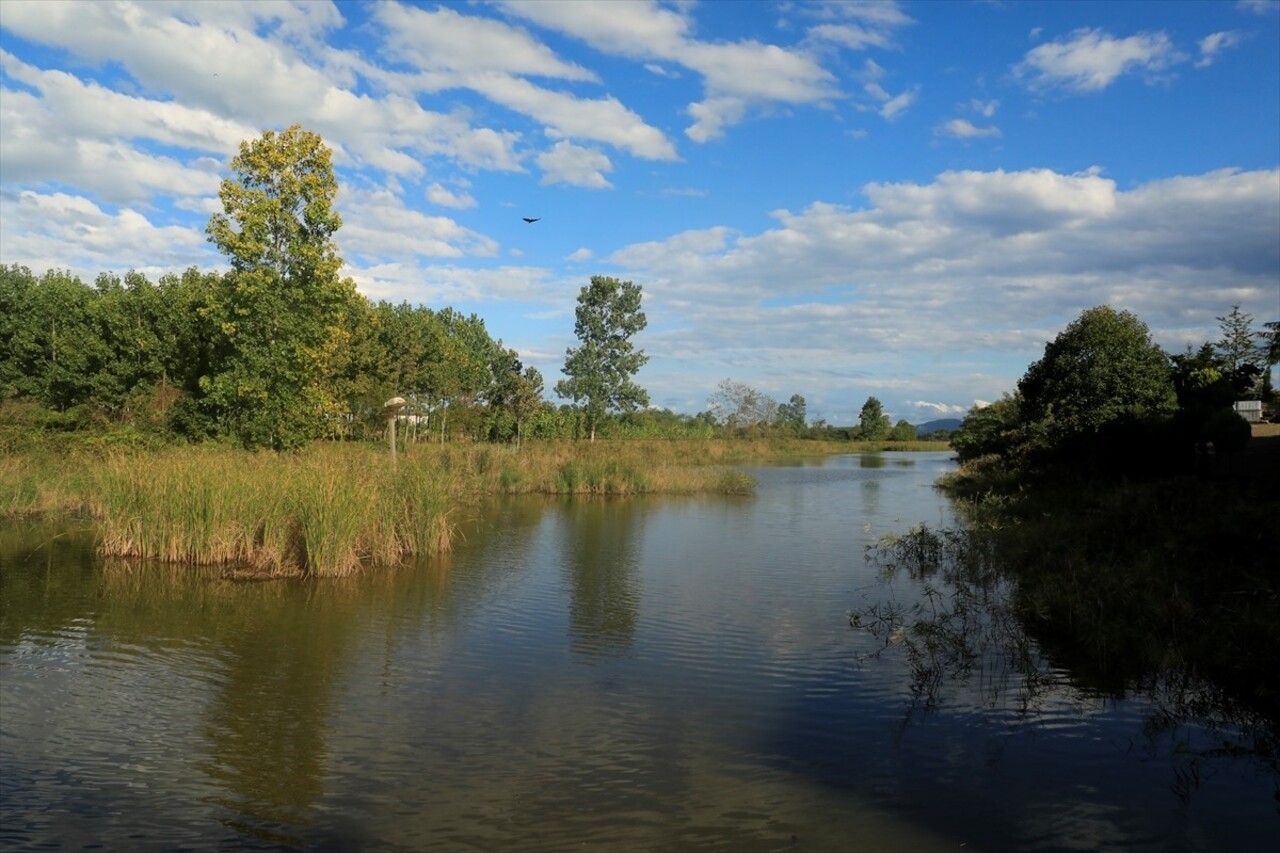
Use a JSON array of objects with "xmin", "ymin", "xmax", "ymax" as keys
[{"xmin": 1, "ymin": 452, "xmax": 1276, "ymax": 851}]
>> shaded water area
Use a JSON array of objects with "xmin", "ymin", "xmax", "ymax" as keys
[{"xmin": 2, "ymin": 452, "xmax": 1276, "ymax": 851}]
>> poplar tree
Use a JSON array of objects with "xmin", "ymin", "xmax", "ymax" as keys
[
  {"xmin": 204, "ymin": 125, "xmax": 357, "ymax": 449},
  {"xmin": 555, "ymin": 276, "xmax": 649, "ymax": 441}
]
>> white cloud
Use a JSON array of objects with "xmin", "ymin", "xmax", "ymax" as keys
[
  {"xmin": 565, "ymin": 248, "xmax": 593, "ymax": 262},
  {"xmin": 1015, "ymin": 28, "xmax": 1186, "ymax": 93},
  {"xmin": 936, "ymin": 119, "xmax": 1002, "ymax": 139},
  {"xmin": 0, "ymin": 190, "xmax": 213, "ymax": 279},
  {"xmin": 686, "ymin": 97, "xmax": 748, "ymax": 143},
  {"xmin": 339, "ymin": 187, "xmax": 499, "ymax": 261},
  {"xmin": 879, "ymin": 88, "xmax": 919, "ymax": 120},
  {"xmin": 346, "ymin": 262, "xmax": 562, "ymax": 306},
  {"xmin": 1236, "ymin": 0, "xmax": 1279, "ymax": 14},
  {"xmin": 606, "ymin": 167, "xmax": 1279, "ymax": 389},
  {"xmin": 0, "ymin": 1, "xmax": 527, "ymax": 181},
  {"xmin": 503, "ymin": 0, "xmax": 841, "ymax": 141},
  {"xmin": 1196, "ymin": 31, "xmax": 1245, "ymax": 67},
  {"xmin": 970, "ymin": 98, "xmax": 999, "ymax": 117},
  {"xmin": 908, "ymin": 401, "xmax": 970, "ymax": 416},
  {"xmin": 374, "ymin": 3, "xmax": 597, "ymax": 81},
  {"xmin": 364, "ymin": 3, "xmax": 681, "ymax": 160},
  {"xmin": 801, "ymin": 0, "xmax": 914, "ymax": 50},
  {"xmin": 858, "ymin": 59, "xmax": 919, "ymax": 121},
  {"xmin": 470, "ymin": 73, "xmax": 677, "ymax": 160},
  {"xmin": 536, "ymin": 141, "xmax": 614, "ymax": 188},
  {"xmin": 807, "ymin": 23, "xmax": 893, "ymax": 51},
  {"xmin": 426, "ymin": 183, "xmax": 478, "ymax": 210}
]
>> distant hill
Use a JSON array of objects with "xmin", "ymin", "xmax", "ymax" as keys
[{"xmin": 915, "ymin": 418, "xmax": 962, "ymax": 438}]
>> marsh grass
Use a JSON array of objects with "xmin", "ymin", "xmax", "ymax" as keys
[
  {"xmin": 3, "ymin": 438, "xmax": 943, "ymax": 576},
  {"xmin": 83, "ymin": 445, "xmax": 456, "ymax": 576},
  {"xmin": 4, "ymin": 439, "xmax": 794, "ymax": 575}
]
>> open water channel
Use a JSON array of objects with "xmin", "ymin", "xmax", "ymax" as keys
[{"xmin": 1, "ymin": 452, "xmax": 1276, "ymax": 851}]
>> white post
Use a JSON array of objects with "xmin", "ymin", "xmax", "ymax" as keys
[
  {"xmin": 384, "ymin": 397, "xmax": 407, "ymax": 473},
  {"xmin": 389, "ymin": 414, "xmax": 397, "ymax": 472}
]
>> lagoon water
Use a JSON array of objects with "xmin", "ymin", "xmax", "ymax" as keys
[{"xmin": 1, "ymin": 452, "xmax": 1275, "ymax": 851}]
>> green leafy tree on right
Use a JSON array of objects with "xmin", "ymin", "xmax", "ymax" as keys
[{"xmin": 1017, "ymin": 305, "xmax": 1175, "ymax": 446}]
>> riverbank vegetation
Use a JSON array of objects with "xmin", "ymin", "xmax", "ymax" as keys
[
  {"xmin": 6, "ymin": 438, "xmax": 953, "ymax": 575},
  {"xmin": 854, "ymin": 304, "xmax": 1279, "ymax": 742},
  {"xmin": 2, "ymin": 124, "xmax": 947, "ymax": 575}
]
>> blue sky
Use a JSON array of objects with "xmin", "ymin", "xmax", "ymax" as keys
[{"xmin": 1, "ymin": 0, "xmax": 1277, "ymax": 424}]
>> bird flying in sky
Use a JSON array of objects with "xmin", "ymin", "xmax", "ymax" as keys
[{"xmin": 522, "ymin": 217, "xmax": 540, "ymax": 223}]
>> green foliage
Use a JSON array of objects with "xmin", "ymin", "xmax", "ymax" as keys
[
  {"xmin": 203, "ymin": 125, "xmax": 358, "ymax": 450},
  {"xmin": 888, "ymin": 419, "xmax": 917, "ymax": 442},
  {"xmin": 1215, "ymin": 304, "xmax": 1266, "ymax": 382},
  {"xmin": 778, "ymin": 394, "xmax": 807, "ymax": 432},
  {"xmin": 858, "ymin": 396, "xmax": 890, "ymax": 440},
  {"xmin": 1018, "ymin": 305, "xmax": 1175, "ymax": 444},
  {"xmin": 555, "ymin": 276, "xmax": 649, "ymax": 440},
  {"xmin": 951, "ymin": 394, "xmax": 1027, "ymax": 463}
]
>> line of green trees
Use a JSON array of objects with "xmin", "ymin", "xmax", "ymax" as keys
[
  {"xmin": 0, "ymin": 123, "xmax": 958, "ymax": 452},
  {"xmin": 0, "ymin": 263, "xmax": 549, "ymax": 448},
  {"xmin": 0, "ymin": 125, "xmax": 559, "ymax": 450},
  {"xmin": 950, "ymin": 304, "xmax": 1279, "ymax": 477}
]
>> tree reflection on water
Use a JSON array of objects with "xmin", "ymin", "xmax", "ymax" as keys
[{"xmin": 850, "ymin": 523, "xmax": 1280, "ymax": 807}]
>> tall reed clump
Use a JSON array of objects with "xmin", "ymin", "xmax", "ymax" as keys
[{"xmin": 88, "ymin": 445, "xmax": 459, "ymax": 577}]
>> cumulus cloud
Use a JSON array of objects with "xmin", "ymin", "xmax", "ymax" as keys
[
  {"xmin": 1015, "ymin": 28, "xmax": 1186, "ymax": 93},
  {"xmin": 426, "ymin": 182, "xmax": 478, "ymax": 209},
  {"xmin": 908, "ymin": 401, "xmax": 970, "ymax": 415},
  {"xmin": 879, "ymin": 88, "xmax": 919, "ymax": 120},
  {"xmin": 346, "ymin": 262, "xmax": 562, "ymax": 306},
  {"xmin": 1236, "ymin": 0, "xmax": 1279, "ymax": 14},
  {"xmin": 565, "ymin": 247, "xmax": 593, "ymax": 262},
  {"xmin": 339, "ymin": 187, "xmax": 499, "ymax": 261},
  {"xmin": 606, "ymin": 167, "xmax": 1279, "ymax": 412},
  {"xmin": 374, "ymin": 3, "xmax": 596, "ymax": 81},
  {"xmin": 0, "ymin": 1, "xmax": 527, "ymax": 180},
  {"xmin": 0, "ymin": 190, "xmax": 213, "ymax": 278},
  {"xmin": 502, "ymin": 0, "xmax": 842, "ymax": 141},
  {"xmin": 536, "ymin": 141, "xmax": 614, "ymax": 188},
  {"xmin": 970, "ymin": 98, "xmax": 999, "ymax": 117},
  {"xmin": 802, "ymin": 0, "xmax": 915, "ymax": 51}
]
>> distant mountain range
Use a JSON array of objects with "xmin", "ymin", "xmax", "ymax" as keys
[{"xmin": 914, "ymin": 418, "xmax": 962, "ymax": 437}]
